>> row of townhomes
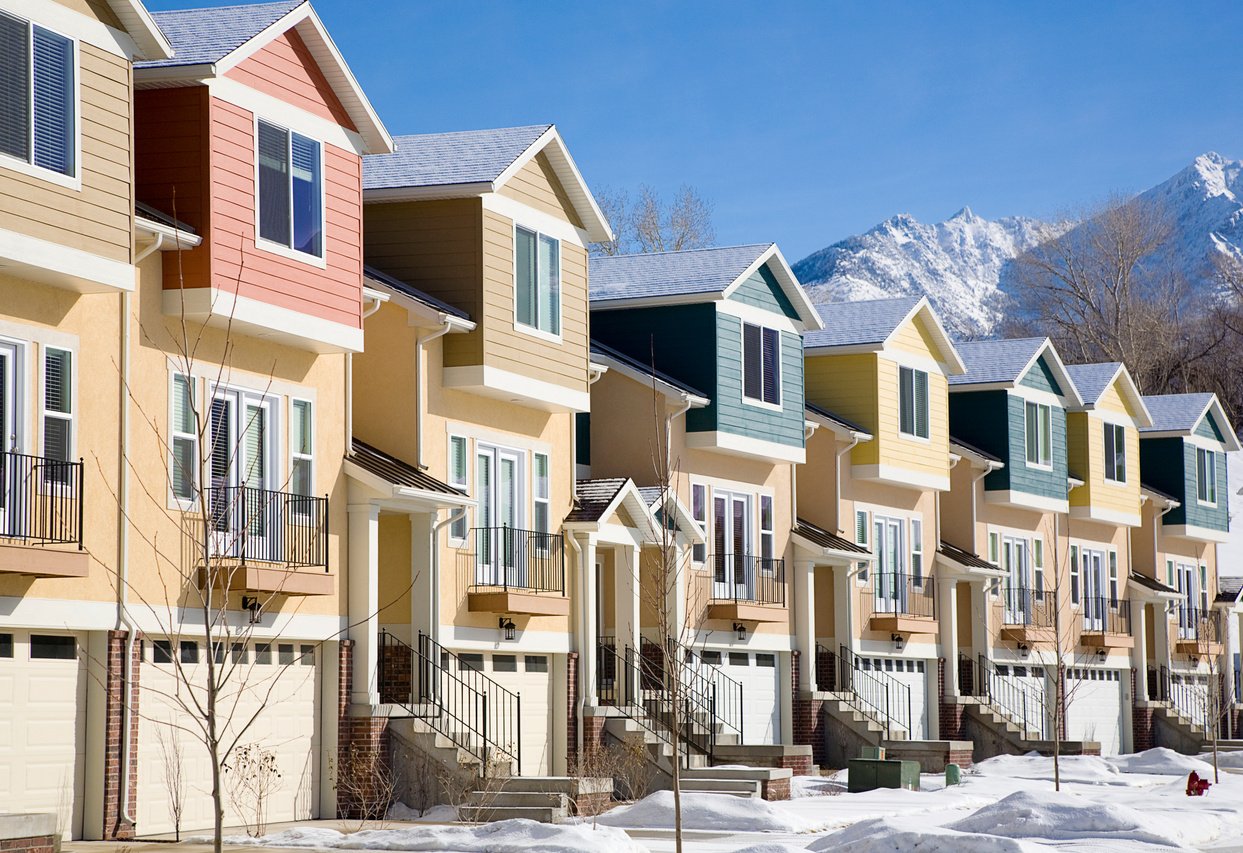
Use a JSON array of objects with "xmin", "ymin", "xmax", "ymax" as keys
[{"xmin": 2, "ymin": 0, "xmax": 1241, "ymax": 840}]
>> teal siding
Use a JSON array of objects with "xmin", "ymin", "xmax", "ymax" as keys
[
  {"xmin": 948, "ymin": 389, "xmax": 1067, "ymax": 499},
  {"xmin": 1003, "ymin": 394, "xmax": 1068, "ymax": 499},
  {"xmin": 1019, "ymin": 355, "xmax": 1064, "ymax": 396},
  {"xmin": 727, "ymin": 264, "xmax": 801, "ymax": 321},
  {"xmin": 1195, "ymin": 411, "xmax": 1226, "ymax": 442},
  {"xmin": 1182, "ymin": 440, "xmax": 1229, "ymax": 532},
  {"xmin": 714, "ymin": 312, "xmax": 805, "ymax": 447}
]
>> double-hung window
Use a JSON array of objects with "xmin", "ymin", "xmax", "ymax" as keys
[
  {"xmin": 448, "ymin": 436, "xmax": 468, "ymax": 540},
  {"xmin": 1025, "ymin": 401, "xmax": 1052, "ymax": 467},
  {"xmin": 290, "ymin": 399, "xmax": 314, "ymax": 501},
  {"xmin": 910, "ymin": 518, "xmax": 923, "ymax": 586},
  {"xmin": 899, "ymin": 367, "xmax": 929, "ymax": 438},
  {"xmin": 742, "ymin": 324, "xmax": 781, "ymax": 406},
  {"xmin": 1197, "ymin": 447, "xmax": 1217, "ymax": 504},
  {"xmin": 1103, "ymin": 423, "xmax": 1126, "ymax": 483},
  {"xmin": 759, "ymin": 494, "xmax": 774, "ymax": 571},
  {"xmin": 0, "ymin": 12, "xmax": 74, "ymax": 178},
  {"xmin": 515, "ymin": 226, "xmax": 560, "ymax": 336},
  {"xmin": 257, "ymin": 120, "xmax": 323, "ymax": 259},
  {"xmin": 171, "ymin": 373, "xmax": 198, "ymax": 501},
  {"xmin": 42, "ymin": 347, "xmax": 72, "ymax": 484},
  {"xmin": 691, "ymin": 483, "xmax": 707, "ymax": 563}
]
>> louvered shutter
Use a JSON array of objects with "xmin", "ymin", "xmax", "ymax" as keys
[
  {"xmin": 31, "ymin": 26, "xmax": 72, "ymax": 175},
  {"xmin": 742, "ymin": 323, "xmax": 762, "ymax": 400},
  {"xmin": 209, "ymin": 398, "xmax": 231, "ymax": 531},
  {"xmin": 0, "ymin": 13, "xmax": 29, "ymax": 163},
  {"xmin": 290, "ymin": 132, "xmax": 321, "ymax": 256},
  {"xmin": 761, "ymin": 328, "xmax": 780, "ymax": 404},
  {"xmin": 899, "ymin": 368, "xmax": 914, "ymax": 434},
  {"xmin": 42, "ymin": 349, "xmax": 71, "ymax": 476},
  {"xmin": 258, "ymin": 121, "xmax": 290, "ymax": 245},
  {"xmin": 914, "ymin": 369, "xmax": 929, "ymax": 438}
]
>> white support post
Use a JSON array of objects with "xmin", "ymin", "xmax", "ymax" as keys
[
  {"xmin": 939, "ymin": 577, "xmax": 960, "ymax": 698},
  {"xmin": 580, "ymin": 535, "xmax": 599, "ymax": 706},
  {"xmin": 1134, "ymin": 600, "xmax": 1150, "ymax": 702},
  {"xmin": 348, "ymin": 502, "xmax": 381, "ymax": 706},
  {"xmin": 794, "ymin": 559, "xmax": 817, "ymax": 691},
  {"xmin": 410, "ymin": 512, "xmax": 434, "ymax": 640},
  {"xmin": 833, "ymin": 562, "xmax": 855, "ymax": 652},
  {"xmin": 617, "ymin": 544, "xmax": 641, "ymax": 653}
]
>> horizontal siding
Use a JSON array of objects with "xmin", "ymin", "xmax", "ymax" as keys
[
  {"xmin": 1067, "ymin": 411, "xmax": 1091, "ymax": 506},
  {"xmin": 1195, "ymin": 411, "xmax": 1225, "ymax": 442},
  {"xmin": 225, "ymin": 29, "xmax": 357, "ymax": 132},
  {"xmin": 949, "ymin": 390, "xmax": 1011, "ymax": 488},
  {"xmin": 1003, "ymin": 393, "xmax": 1068, "ymax": 499},
  {"xmin": 876, "ymin": 356, "xmax": 950, "ymax": 478},
  {"xmin": 728, "ymin": 264, "xmax": 799, "ymax": 320},
  {"xmin": 713, "ymin": 312, "xmax": 804, "ymax": 448},
  {"xmin": 0, "ymin": 44, "xmax": 131, "ymax": 263},
  {"xmin": 887, "ymin": 312, "xmax": 939, "ymax": 359},
  {"xmin": 1020, "ymin": 355, "xmax": 1064, "ymax": 395},
  {"xmin": 497, "ymin": 152, "xmax": 583, "ymax": 229},
  {"xmin": 805, "ymin": 353, "xmax": 879, "ymax": 465},
  {"xmin": 1181, "ymin": 440, "xmax": 1228, "ymax": 532}
]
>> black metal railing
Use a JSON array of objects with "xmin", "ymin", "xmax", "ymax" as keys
[
  {"xmin": 0, "ymin": 451, "xmax": 83, "ymax": 548},
  {"xmin": 837, "ymin": 645, "xmax": 911, "ymax": 737},
  {"xmin": 1175, "ymin": 606, "xmax": 1221, "ymax": 645},
  {"xmin": 679, "ymin": 643, "xmax": 744, "ymax": 747},
  {"xmin": 466, "ymin": 526, "xmax": 564, "ymax": 594},
  {"xmin": 378, "ymin": 631, "xmax": 521, "ymax": 773},
  {"xmin": 863, "ymin": 573, "xmax": 936, "ymax": 620},
  {"xmin": 815, "ymin": 643, "xmax": 838, "ymax": 692},
  {"xmin": 965, "ymin": 654, "xmax": 1047, "ymax": 739},
  {"xmin": 208, "ymin": 485, "xmax": 328, "ymax": 568},
  {"xmin": 1080, "ymin": 597, "xmax": 1131, "ymax": 636},
  {"xmin": 706, "ymin": 554, "xmax": 786, "ymax": 606},
  {"xmin": 997, "ymin": 586, "xmax": 1055, "ymax": 628},
  {"xmin": 1150, "ymin": 665, "xmax": 1213, "ymax": 733}
]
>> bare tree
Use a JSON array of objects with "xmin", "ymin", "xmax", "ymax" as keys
[
  {"xmin": 224, "ymin": 743, "xmax": 281, "ymax": 838},
  {"xmin": 591, "ymin": 185, "xmax": 716, "ymax": 257},
  {"xmin": 156, "ymin": 725, "xmax": 186, "ymax": 840}
]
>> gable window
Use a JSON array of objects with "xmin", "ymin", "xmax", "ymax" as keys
[
  {"xmin": 1025, "ymin": 401, "xmax": 1052, "ymax": 468},
  {"xmin": 448, "ymin": 435, "xmax": 468, "ymax": 540},
  {"xmin": 171, "ymin": 373, "xmax": 198, "ymax": 501},
  {"xmin": 0, "ymin": 12, "xmax": 75, "ymax": 178},
  {"xmin": 1103, "ymin": 423, "xmax": 1126, "ymax": 483},
  {"xmin": 42, "ymin": 347, "xmax": 72, "ymax": 484},
  {"xmin": 257, "ymin": 120, "xmax": 323, "ymax": 259},
  {"xmin": 515, "ymin": 226, "xmax": 560, "ymax": 336},
  {"xmin": 691, "ymin": 484, "xmax": 706, "ymax": 563},
  {"xmin": 898, "ymin": 367, "xmax": 929, "ymax": 439},
  {"xmin": 1197, "ymin": 447, "xmax": 1217, "ymax": 505},
  {"xmin": 742, "ymin": 324, "xmax": 781, "ymax": 406}
]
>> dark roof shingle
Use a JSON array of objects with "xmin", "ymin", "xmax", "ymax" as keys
[
  {"xmin": 565, "ymin": 478, "xmax": 628, "ymax": 523},
  {"xmin": 348, "ymin": 438, "xmax": 462, "ymax": 495},
  {"xmin": 363, "ymin": 265, "xmax": 470, "ymax": 320},
  {"xmin": 1065, "ymin": 362, "xmax": 1122, "ymax": 405},
  {"xmin": 793, "ymin": 519, "xmax": 868, "ymax": 554},
  {"xmin": 938, "ymin": 541, "xmax": 1000, "ymax": 571},
  {"xmin": 805, "ymin": 402, "xmax": 868, "ymax": 435}
]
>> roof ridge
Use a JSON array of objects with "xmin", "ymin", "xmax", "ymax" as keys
[
  {"xmin": 591, "ymin": 242, "xmax": 774, "ymax": 261},
  {"xmin": 152, "ymin": 0, "xmax": 302, "ymax": 18},
  {"xmin": 388, "ymin": 124, "xmax": 553, "ymax": 142}
]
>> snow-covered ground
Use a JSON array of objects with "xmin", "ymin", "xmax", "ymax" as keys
[{"xmin": 207, "ymin": 748, "xmax": 1243, "ymax": 852}]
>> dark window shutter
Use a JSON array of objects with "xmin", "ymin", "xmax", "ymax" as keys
[
  {"xmin": 899, "ymin": 367, "xmax": 913, "ymax": 434},
  {"xmin": 0, "ymin": 13, "xmax": 29, "ymax": 163},
  {"xmin": 742, "ymin": 323, "xmax": 762, "ymax": 400},
  {"xmin": 762, "ymin": 328, "xmax": 780, "ymax": 404},
  {"xmin": 914, "ymin": 369, "xmax": 929, "ymax": 437},
  {"xmin": 31, "ymin": 26, "xmax": 72, "ymax": 175}
]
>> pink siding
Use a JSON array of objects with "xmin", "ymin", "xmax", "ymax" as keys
[{"xmin": 225, "ymin": 29, "xmax": 357, "ymax": 132}]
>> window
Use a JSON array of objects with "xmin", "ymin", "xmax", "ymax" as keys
[
  {"xmin": 0, "ymin": 633, "xmax": 10, "ymax": 658},
  {"xmin": 701, "ymin": 651, "xmax": 722, "ymax": 665},
  {"xmin": 171, "ymin": 374, "xmax": 198, "ymax": 501},
  {"xmin": 1166, "ymin": 559, "xmax": 1175, "ymax": 588},
  {"xmin": 1033, "ymin": 539, "xmax": 1045, "ymax": 598},
  {"xmin": 533, "ymin": 452, "xmax": 550, "ymax": 535},
  {"xmin": 42, "ymin": 347, "xmax": 72, "ymax": 483},
  {"xmin": 290, "ymin": 399, "xmax": 313, "ymax": 498},
  {"xmin": 1103, "ymin": 423, "xmax": 1126, "ymax": 482},
  {"xmin": 278, "ymin": 644, "xmax": 295, "ymax": 665},
  {"xmin": 232, "ymin": 642, "xmax": 248, "ymax": 664},
  {"xmin": 254, "ymin": 642, "xmax": 272, "ymax": 664},
  {"xmin": 910, "ymin": 518, "xmax": 923, "ymax": 586},
  {"xmin": 756, "ymin": 653, "xmax": 776, "ymax": 667},
  {"xmin": 759, "ymin": 494, "xmax": 774, "ymax": 568},
  {"xmin": 1025, "ymin": 402, "xmax": 1052, "ymax": 467},
  {"xmin": 1197, "ymin": 447, "xmax": 1217, "ymax": 504},
  {"xmin": 729, "ymin": 652, "xmax": 749, "ymax": 666},
  {"xmin": 515, "ymin": 226, "xmax": 559, "ymax": 335},
  {"xmin": 1201, "ymin": 565, "xmax": 1210, "ymax": 613},
  {"xmin": 180, "ymin": 641, "xmax": 199, "ymax": 664},
  {"xmin": 855, "ymin": 509, "xmax": 870, "ymax": 582},
  {"xmin": 524, "ymin": 655, "xmax": 548, "ymax": 673},
  {"xmin": 692, "ymin": 484, "xmax": 707, "ymax": 563},
  {"xmin": 899, "ymin": 367, "xmax": 929, "ymax": 438},
  {"xmin": 1069, "ymin": 544, "xmax": 1080, "ymax": 605},
  {"xmin": 153, "ymin": 640, "xmax": 173, "ymax": 663},
  {"xmin": 300, "ymin": 644, "xmax": 315, "ymax": 665},
  {"xmin": 1108, "ymin": 551, "xmax": 1118, "ymax": 607},
  {"xmin": 492, "ymin": 654, "xmax": 517, "ymax": 673},
  {"xmin": 742, "ymin": 323, "xmax": 781, "ymax": 406},
  {"xmin": 212, "ymin": 642, "xmax": 225, "ymax": 664},
  {"xmin": 0, "ymin": 12, "xmax": 74, "ymax": 178},
  {"xmin": 257, "ymin": 120, "xmax": 322, "ymax": 258},
  {"xmin": 449, "ymin": 435, "xmax": 468, "ymax": 539},
  {"xmin": 30, "ymin": 634, "xmax": 75, "ymax": 660},
  {"xmin": 459, "ymin": 653, "xmax": 483, "ymax": 672}
]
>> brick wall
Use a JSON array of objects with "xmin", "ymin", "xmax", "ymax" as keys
[
  {"xmin": 0, "ymin": 834, "xmax": 57, "ymax": 853},
  {"xmin": 337, "ymin": 639, "xmax": 391, "ymax": 819},
  {"xmin": 566, "ymin": 652, "xmax": 579, "ymax": 768},
  {"xmin": 379, "ymin": 642, "xmax": 411, "ymax": 705},
  {"xmin": 791, "ymin": 650, "xmax": 827, "ymax": 769},
  {"xmin": 938, "ymin": 658, "xmax": 966, "ymax": 740},
  {"xmin": 103, "ymin": 630, "xmax": 141, "ymax": 840},
  {"xmin": 760, "ymin": 777, "xmax": 790, "ymax": 801}
]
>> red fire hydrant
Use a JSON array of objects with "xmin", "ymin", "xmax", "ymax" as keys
[{"xmin": 1187, "ymin": 771, "xmax": 1211, "ymax": 796}]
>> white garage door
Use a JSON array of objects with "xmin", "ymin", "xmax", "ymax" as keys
[
  {"xmin": 1066, "ymin": 668, "xmax": 1125, "ymax": 755},
  {"xmin": 862, "ymin": 657, "xmax": 929, "ymax": 740},
  {"xmin": 716, "ymin": 651, "xmax": 780, "ymax": 745},
  {"xmin": 137, "ymin": 638, "xmax": 320, "ymax": 835},
  {"xmin": 460, "ymin": 653, "xmax": 552, "ymax": 776},
  {"xmin": 0, "ymin": 631, "xmax": 85, "ymax": 839}
]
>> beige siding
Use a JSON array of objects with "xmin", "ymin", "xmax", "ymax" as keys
[
  {"xmin": 0, "ymin": 44, "xmax": 132, "ymax": 263},
  {"xmin": 498, "ymin": 152, "xmax": 584, "ymax": 229},
  {"xmin": 54, "ymin": 0, "xmax": 123, "ymax": 28}
]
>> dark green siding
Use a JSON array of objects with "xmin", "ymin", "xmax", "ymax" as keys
[
  {"xmin": 727, "ymin": 264, "xmax": 801, "ymax": 320},
  {"xmin": 1196, "ymin": 411, "xmax": 1226, "ymax": 442},
  {"xmin": 1143, "ymin": 435, "xmax": 1231, "ymax": 532},
  {"xmin": 576, "ymin": 412, "xmax": 590, "ymax": 465},
  {"xmin": 714, "ymin": 312, "xmax": 805, "ymax": 448},
  {"xmin": 1019, "ymin": 355, "xmax": 1064, "ymax": 396},
  {"xmin": 948, "ymin": 389, "xmax": 1067, "ymax": 499}
]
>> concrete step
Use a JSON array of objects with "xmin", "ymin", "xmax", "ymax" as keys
[
  {"xmin": 459, "ymin": 805, "xmax": 567, "ymax": 823},
  {"xmin": 677, "ymin": 777, "xmax": 760, "ymax": 797},
  {"xmin": 466, "ymin": 791, "xmax": 568, "ymax": 809}
]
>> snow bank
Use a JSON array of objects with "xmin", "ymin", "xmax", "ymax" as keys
[
  {"xmin": 790, "ymin": 775, "xmax": 844, "ymax": 798},
  {"xmin": 732, "ymin": 845, "xmax": 812, "ymax": 853},
  {"xmin": 947, "ymin": 789, "xmax": 1184, "ymax": 847},
  {"xmin": 222, "ymin": 820, "xmax": 645, "ymax": 853},
  {"xmin": 594, "ymin": 790, "xmax": 816, "ymax": 833},
  {"xmin": 1108, "ymin": 747, "xmax": 1215, "ymax": 776},
  {"xmin": 971, "ymin": 752, "xmax": 1126, "ymax": 785},
  {"xmin": 385, "ymin": 802, "xmax": 421, "ymax": 821},
  {"xmin": 808, "ymin": 818, "xmax": 1039, "ymax": 853}
]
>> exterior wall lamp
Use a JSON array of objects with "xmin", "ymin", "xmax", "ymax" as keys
[
  {"xmin": 733, "ymin": 622, "xmax": 747, "ymax": 641},
  {"xmin": 1096, "ymin": 648, "xmax": 1107, "ymax": 663},
  {"xmin": 242, "ymin": 595, "xmax": 262, "ymax": 624},
  {"xmin": 1017, "ymin": 643, "xmax": 1030, "ymax": 658},
  {"xmin": 499, "ymin": 617, "xmax": 516, "ymax": 641},
  {"xmin": 891, "ymin": 633, "xmax": 905, "ymax": 652}
]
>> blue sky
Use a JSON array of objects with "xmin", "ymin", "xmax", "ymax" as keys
[{"xmin": 151, "ymin": 0, "xmax": 1243, "ymax": 260}]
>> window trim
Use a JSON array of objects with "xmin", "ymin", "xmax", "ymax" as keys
[
  {"xmin": 740, "ymin": 322, "xmax": 782, "ymax": 411},
  {"xmin": 289, "ymin": 397, "xmax": 315, "ymax": 501},
  {"xmin": 512, "ymin": 224, "xmax": 562, "ymax": 341},
  {"xmin": 758, "ymin": 493, "xmax": 775, "ymax": 572},
  {"xmin": 855, "ymin": 509, "xmax": 870, "ymax": 584},
  {"xmin": 910, "ymin": 518, "xmax": 924, "ymax": 587},
  {"xmin": 1024, "ymin": 401, "xmax": 1053, "ymax": 470},
  {"xmin": 448, "ymin": 434, "xmax": 469, "ymax": 543},
  {"xmin": 1103, "ymin": 422, "xmax": 1126, "ymax": 483},
  {"xmin": 40, "ymin": 344, "xmax": 74, "ymax": 479},
  {"xmin": 691, "ymin": 483, "xmax": 707, "ymax": 564},
  {"xmin": 169, "ymin": 371, "xmax": 199, "ymax": 507},
  {"xmin": 1197, "ymin": 446, "xmax": 1218, "ymax": 506},
  {"xmin": 533, "ymin": 450, "xmax": 551, "ymax": 536},
  {"xmin": 252, "ymin": 116, "xmax": 327, "ymax": 267},
  {"xmin": 898, "ymin": 366, "xmax": 930, "ymax": 440},
  {"xmin": 0, "ymin": 11, "xmax": 81, "ymax": 190}
]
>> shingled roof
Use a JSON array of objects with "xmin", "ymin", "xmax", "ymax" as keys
[
  {"xmin": 590, "ymin": 244, "xmax": 775, "ymax": 303},
  {"xmin": 793, "ymin": 519, "xmax": 868, "ymax": 555},
  {"xmin": 565, "ymin": 478, "xmax": 629, "ymax": 523},
  {"xmin": 1141, "ymin": 393, "xmax": 1216, "ymax": 434},
  {"xmin": 363, "ymin": 266, "xmax": 470, "ymax": 320},
  {"xmin": 363, "ymin": 125, "xmax": 552, "ymax": 191},
  {"xmin": 347, "ymin": 438, "xmax": 462, "ymax": 496},
  {"xmin": 137, "ymin": 0, "xmax": 303, "ymax": 69},
  {"xmin": 804, "ymin": 296, "xmax": 921, "ymax": 349}
]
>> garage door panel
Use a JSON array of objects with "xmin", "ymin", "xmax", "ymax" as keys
[
  {"xmin": 713, "ymin": 652, "xmax": 780, "ymax": 746},
  {"xmin": 1066, "ymin": 668, "xmax": 1124, "ymax": 756},
  {"xmin": 467, "ymin": 653, "xmax": 552, "ymax": 776}
]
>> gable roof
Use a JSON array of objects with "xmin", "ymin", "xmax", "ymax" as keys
[
  {"xmin": 1064, "ymin": 362, "xmax": 1153, "ymax": 427},
  {"xmin": 949, "ymin": 337, "xmax": 1084, "ymax": 405},
  {"xmin": 589, "ymin": 243, "xmax": 822, "ymax": 330},
  {"xmin": 135, "ymin": 1, "xmax": 392, "ymax": 154},
  {"xmin": 1140, "ymin": 393, "xmax": 1241, "ymax": 450},
  {"xmin": 590, "ymin": 339, "xmax": 709, "ymax": 404},
  {"xmin": 805, "ymin": 296, "xmax": 965, "ymax": 374},
  {"xmin": 565, "ymin": 478, "xmax": 629, "ymax": 523},
  {"xmin": 793, "ymin": 518, "xmax": 869, "ymax": 555},
  {"xmin": 107, "ymin": 0, "xmax": 174, "ymax": 60},
  {"xmin": 1217, "ymin": 576, "xmax": 1243, "ymax": 605},
  {"xmin": 363, "ymin": 124, "xmax": 610, "ymax": 242}
]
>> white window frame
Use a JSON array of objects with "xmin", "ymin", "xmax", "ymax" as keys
[
  {"xmin": 533, "ymin": 451, "xmax": 550, "ymax": 535},
  {"xmin": 1103, "ymin": 422, "xmax": 1126, "ymax": 483},
  {"xmin": 1025, "ymin": 401, "xmax": 1053, "ymax": 469},
  {"xmin": 40, "ymin": 345, "xmax": 74, "ymax": 487},
  {"xmin": 855, "ymin": 509, "xmax": 870, "ymax": 584},
  {"xmin": 0, "ymin": 11, "xmax": 80, "ymax": 190},
  {"xmin": 1197, "ymin": 446, "xmax": 1217, "ymax": 506},
  {"xmin": 512, "ymin": 224, "xmax": 562, "ymax": 342},
  {"xmin": 910, "ymin": 518, "xmax": 923, "ymax": 587},
  {"xmin": 169, "ymin": 371, "xmax": 199, "ymax": 507},
  {"xmin": 448, "ymin": 434, "xmax": 469, "ymax": 543},
  {"xmin": 1069, "ymin": 544, "xmax": 1080, "ymax": 605},
  {"xmin": 208, "ymin": 382, "xmax": 281, "ymax": 491},
  {"xmin": 898, "ymin": 366, "xmax": 930, "ymax": 440},
  {"xmin": 759, "ymin": 493, "xmax": 775, "ymax": 572},
  {"xmin": 740, "ymin": 322, "xmax": 782, "ymax": 411},
  {"xmin": 691, "ymin": 483, "xmax": 707, "ymax": 564},
  {"xmin": 1108, "ymin": 550, "xmax": 1119, "ymax": 607},
  {"xmin": 1033, "ymin": 538, "xmax": 1045, "ymax": 598},
  {"xmin": 253, "ymin": 117, "xmax": 327, "ymax": 267},
  {"xmin": 289, "ymin": 397, "xmax": 314, "ymax": 510}
]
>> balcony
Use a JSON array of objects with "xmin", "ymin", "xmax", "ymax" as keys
[
  {"xmin": 861, "ymin": 573, "xmax": 936, "ymax": 634},
  {"xmin": 702, "ymin": 554, "xmax": 787, "ymax": 622},
  {"xmin": 0, "ymin": 451, "xmax": 87, "ymax": 578},
  {"xmin": 995, "ymin": 587, "xmax": 1056, "ymax": 646},
  {"xmin": 1174, "ymin": 606, "xmax": 1222, "ymax": 657},
  {"xmin": 463, "ymin": 526, "xmax": 568, "ymax": 616},
  {"xmin": 199, "ymin": 486, "xmax": 331, "ymax": 596},
  {"xmin": 1078, "ymin": 597, "xmax": 1133, "ymax": 649}
]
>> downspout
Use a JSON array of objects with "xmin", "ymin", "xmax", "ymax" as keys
[
  {"xmin": 666, "ymin": 396, "xmax": 693, "ymax": 472},
  {"xmin": 414, "ymin": 320, "xmax": 454, "ymax": 470},
  {"xmin": 565, "ymin": 531, "xmax": 585, "ymax": 758},
  {"xmin": 835, "ymin": 434, "xmax": 860, "ymax": 533},
  {"xmin": 347, "ymin": 293, "xmax": 387, "ymax": 445}
]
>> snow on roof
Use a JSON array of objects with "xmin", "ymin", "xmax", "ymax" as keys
[
  {"xmin": 363, "ymin": 125, "xmax": 552, "ymax": 190},
  {"xmin": 804, "ymin": 296, "xmax": 922, "ymax": 349}
]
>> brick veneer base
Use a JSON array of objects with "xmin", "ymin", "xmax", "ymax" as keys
[
  {"xmin": 337, "ymin": 639, "xmax": 392, "ymax": 819},
  {"xmin": 761, "ymin": 777, "xmax": 790, "ymax": 800},
  {"xmin": 938, "ymin": 658, "xmax": 967, "ymax": 741},
  {"xmin": 791, "ymin": 651, "xmax": 828, "ymax": 769},
  {"xmin": 0, "ymin": 834, "xmax": 57, "ymax": 853},
  {"xmin": 567, "ymin": 652, "xmax": 579, "ymax": 768},
  {"xmin": 103, "ymin": 630, "xmax": 141, "ymax": 840}
]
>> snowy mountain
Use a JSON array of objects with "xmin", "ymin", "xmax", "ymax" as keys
[{"xmin": 793, "ymin": 152, "xmax": 1243, "ymax": 336}]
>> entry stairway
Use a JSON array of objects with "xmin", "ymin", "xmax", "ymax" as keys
[{"xmin": 1145, "ymin": 666, "xmax": 1228, "ymax": 754}]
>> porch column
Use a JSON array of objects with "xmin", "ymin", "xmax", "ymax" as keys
[
  {"xmin": 616, "ymin": 545, "xmax": 641, "ymax": 653},
  {"xmin": 793, "ymin": 559, "xmax": 817, "ymax": 691},
  {"xmin": 939, "ymin": 577, "xmax": 960, "ymax": 698},
  {"xmin": 1153, "ymin": 600, "xmax": 1174, "ymax": 675},
  {"xmin": 1133, "ymin": 599, "xmax": 1149, "ymax": 701},
  {"xmin": 580, "ymin": 534, "xmax": 599, "ymax": 706},
  {"xmin": 833, "ymin": 563, "xmax": 855, "ymax": 652},
  {"xmin": 348, "ymin": 502, "xmax": 381, "ymax": 706}
]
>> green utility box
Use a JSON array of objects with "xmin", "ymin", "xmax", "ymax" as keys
[{"xmin": 847, "ymin": 758, "xmax": 921, "ymax": 793}]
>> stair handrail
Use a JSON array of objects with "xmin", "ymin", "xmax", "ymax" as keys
[
  {"xmin": 1167, "ymin": 670, "xmax": 1213, "ymax": 733},
  {"xmin": 675, "ymin": 640, "xmax": 745, "ymax": 743},
  {"xmin": 837, "ymin": 645, "xmax": 911, "ymax": 738},
  {"xmin": 971, "ymin": 654, "xmax": 1047, "ymax": 740}
]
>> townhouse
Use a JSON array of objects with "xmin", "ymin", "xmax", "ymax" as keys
[
  {"xmin": 353, "ymin": 124, "xmax": 613, "ymax": 780},
  {"xmin": 583, "ymin": 244, "xmax": 822, "ymax": 757}
]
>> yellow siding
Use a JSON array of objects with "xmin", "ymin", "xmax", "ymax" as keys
[
  {"xmin": 0, "ymin": 44, "xmax": 133, "ymax": 263},
  {"xmin": 1067, "ymin": 411, "xmax": 1091, "ymax": 507},
  {"xmin": 887, "ymin": 311, "xmax": 939, "ymax": 359},
  {"xmin": 1068, "ymin": 411, "xmax": 1141, "ymax": 517},
  {"xmin": 498, "ymin": 152, "xmax": 584, "ymax": 229},
  {"xmin": 804, "ymin": 353, "xmax": 880, "ymax": 466},
  {"xmin": 874, "ymin": 356, "xmax": 951, "ymax": 480}
]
